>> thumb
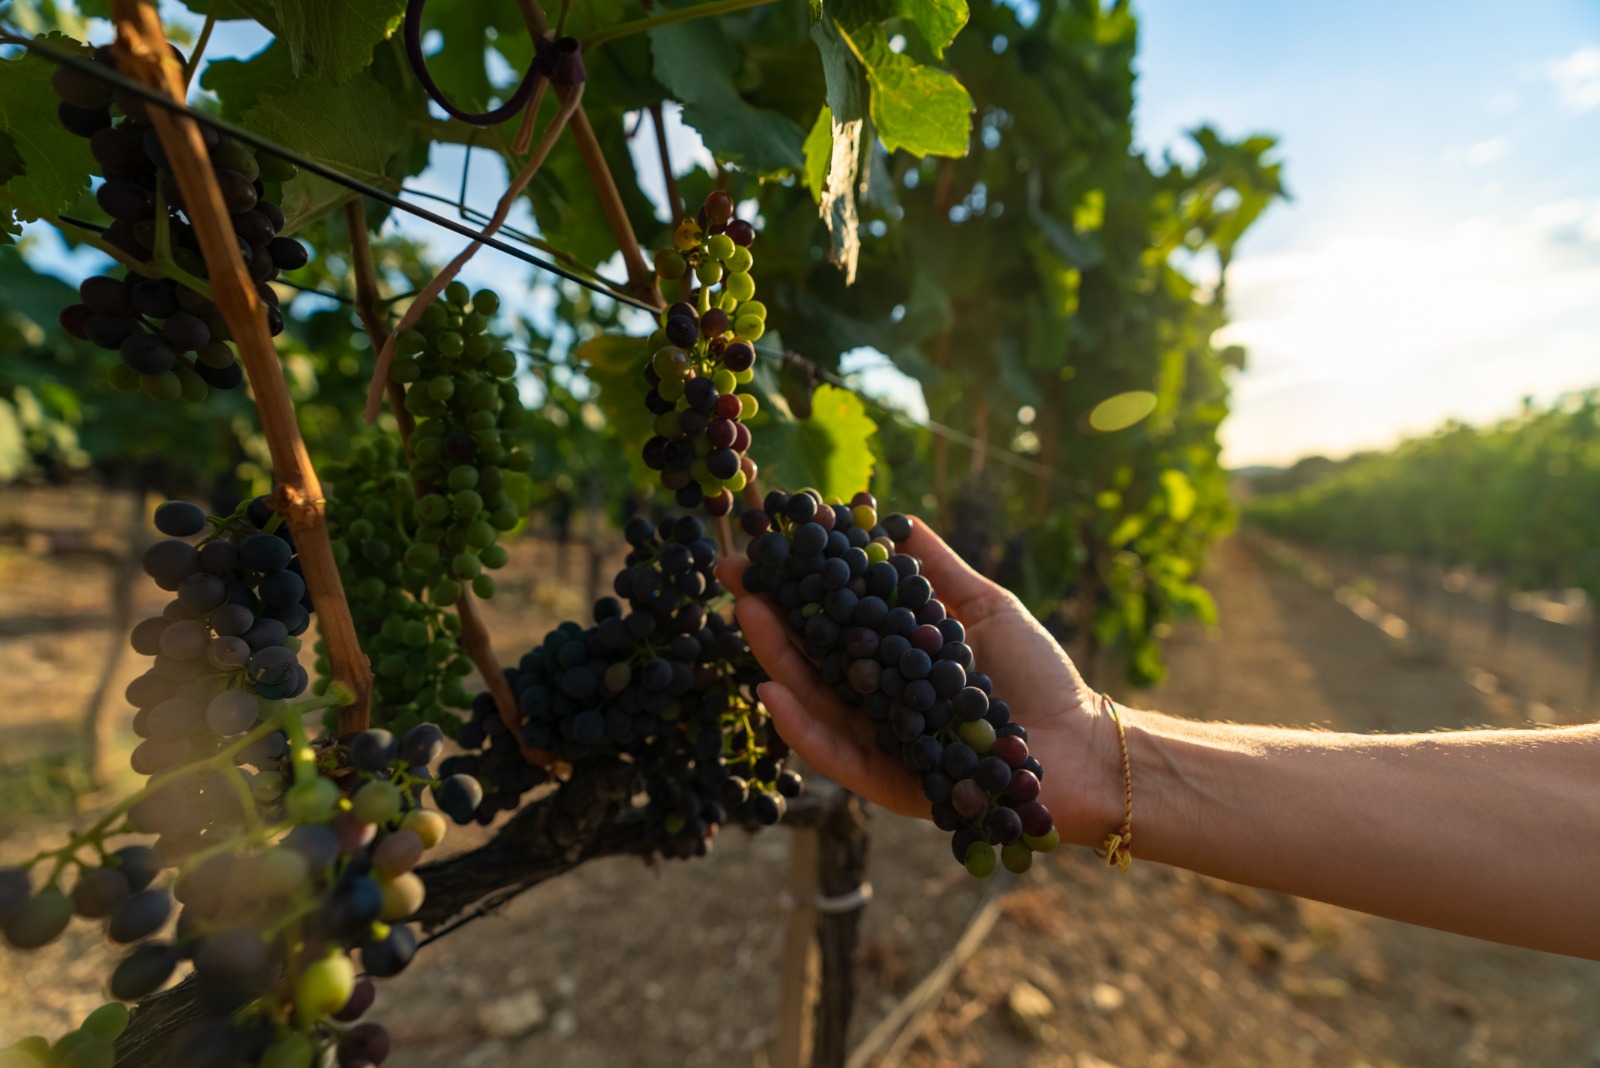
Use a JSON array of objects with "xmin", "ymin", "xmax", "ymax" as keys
[
  {"xmin": 898, "ymin": 515, "xmax": 1005, "ymax": 616},
  {"xmin": 760, "ymin": 681, "xmax": 928, "ymax": 820}
]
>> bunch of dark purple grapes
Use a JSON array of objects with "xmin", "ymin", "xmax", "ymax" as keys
[
  {"xmin": 0, "ymin": 719, "xmax": 471, "ymax": 1067},
  {"xmin": 50, "ymin": 45, "xmax": 305, "ymax": 402},
  {"xmin": 450, "ymin": 514, "xmax": 799, "ymax": 857},
  {"xmin": 125, "ymin": 497, "xmax": 311, "ymax": 788},
  {"xmin": 643, "ymin": 190, "xmax": 765, "ymax": 517},
  {"xmin": 739, "ymin": 491, "xmax": 1061, "ymax": 876}
]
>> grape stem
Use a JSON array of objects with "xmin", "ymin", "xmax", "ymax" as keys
[
  {"xmin": 181, "ymin": 14, "xmax": 214, "ymax": 87},
  {"xmin": 150, "ymin": 174, "xmax": 172, "ymax": 262},
  {"xmin": 582, "ymin": 0, "xmax": 779, "ymax": 50},
  {"xmin": 110, "ymin": 0, "xmax": 375, "ymax": 732},
  {"xmin": 20, "ymin": 692, "xmax": 346, "ymax": 877},
  {"xmin": 279, "ymin": 697, "xmax": 320, "ymax": 782},
  {"xmin": 343, "ymin": 199, "xmax": 417, "ymax": 448},
  {"xmin": 456, "ymin": 589, "xmax": 556, "ymax": 766},
  {"xmin": 362, "ymin": 78, "xmax": 581, "ymax": 425},
  {"xmin": 33, "ymin": 210, "xmax": 212, "ymax": 298}
]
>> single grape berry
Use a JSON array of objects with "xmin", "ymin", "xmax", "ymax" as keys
[
  {"xmin": 349, "ymin": 729, "xmax": 398, "ymax": 773},
  {"xmin": 432, "ymin": 774, "xmax": 484, "ymax": 824},
  {"xmin": 120, "ymin": 333, "xmax": 176, "ymax": 376},
  {"xmin": 153, "ymin": 501, "xmax": 206, "ymax": 537},
  {"xmin": 3, "ymin": 886, "xmax": 71, "ymax": 949}
]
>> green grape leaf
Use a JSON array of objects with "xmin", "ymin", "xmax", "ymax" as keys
[
  {"xmin": 829, "ymin": 0, "xmax": 968, "ymax": 55},
  {"xmin": 803, "ymin": 106, "xmax": 832, "ymax": 203},
  {"xmin": 811, "ymin": 7, "xmax": 870, "ymax": 125},
  {"xmin": 807, "ymin": 12, "xmax": 872, "ymax": 280},
  {"xmin": 757, "ymin": 383, "xmax": 877, "ymax": 500},
  {"xmin": 0, "ymin": 37, "xmax": 98, "ymax": 241},
  {"xmin": 267, "ymin": 0, "xmax": 406, "ymax": 82},
  {"xmin": 240, "ymin": 74, "xmax": 411, "ymax": 233},
  {"xmin": 1160, "ymin": 468, "xmax": 1196, "ymax": 524},
  {"xmin": 1107, "ymin": 513, "xmax": 1145, "ymax": 549},
  {"xmin": 573, "ymin": 333, "xmax": 643, "ymax": 375},
  {"xmin": 574, "ymin": 333, "xmax": 657, "ymax": 485},
  {"xmin": 905, "ymin": 0, "xmax": 968, "ymax": 57},
  {"xmin": 650, "ymin": 21, "xmax": 807, "ymax": 176},
  {"xmin": 840, "ymin": 22, "xmax": 972, "ymax": 158},
  {"xmin": 200, "ymin": 40, "xmax": 295, "ymax": 120}
]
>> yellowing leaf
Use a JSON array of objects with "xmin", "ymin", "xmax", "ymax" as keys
[
  {"xmin": 573, "ymin": 333, "xmax": 645, "ymax": 375},
  {"xmin": 840, "ymin": 22, "xmax": 973, "ymax": 159},
  {"xmin": 803, "ymin": 106, "xmax": 832, "ymax": 203},
  {"xmin": 905, "ymin": 0, "xmax": 968, "ymax": 58},
  {"xmin": 758, "ymin": 383, "xmax": 877, "ymax": 500},
  {"xmin": 651, "ymin": 21, "xmax": 806, "ymax": 175},
  {"xmin": 1160, "ymin": 469, "xmax": 1196, "ymax": 523}
]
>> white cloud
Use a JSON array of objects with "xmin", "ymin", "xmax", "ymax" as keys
[
  {"xmin": 1465, "ymin": 136, "xmax": 1508, "ymax": 166},
  {"xmin": 1441, "ymin": 137, "xmax": 1510, "ymax": 169},
  {"xmin": 1216, "ymin": 210, "xmax": 1600, "ymax": 465},
  {"xmin": 1548, "ymin": 45, "xmax": 1600, "ymax": 113},
  {"xmin": 1486, "ymin": 90, "xmax": 1520, "ymax": 117}
]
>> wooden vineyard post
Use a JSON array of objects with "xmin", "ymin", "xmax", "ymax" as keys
[
  {"xmin": 775, "ymin": 825, "xmax": 821, "ymax": 1068},
  {"xmin": 813, "ymin": 794, "xmax": 871, "ymax": 1068},
  {"xmin": 775, "ymin": 788, "xmax": 872, "ymax": 1068}
]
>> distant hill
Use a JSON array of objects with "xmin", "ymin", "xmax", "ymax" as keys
[{"xmin": 1231, "ymin": 455, "xmax": 1359, "ymax": 496}]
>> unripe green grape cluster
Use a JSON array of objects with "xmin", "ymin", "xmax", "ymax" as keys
[
  {"xmin": 643, "ymin": 191, "xmax": 768, "ymax": 517},
  {"xmin": 386, "ymin": 284, "xmax": 532, "ymax": 605},
  {"xmin": 320, "ymin": 432, "xmax": 475, "ymax": 735}
]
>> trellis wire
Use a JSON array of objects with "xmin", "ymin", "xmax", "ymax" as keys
[
  {"xmin": 4, "ymin": 26, "xmax": 1059, "ymax": 483},
  {"xmin": 0, "ymin": 29, "xmax": 653, "ymax": 310}
]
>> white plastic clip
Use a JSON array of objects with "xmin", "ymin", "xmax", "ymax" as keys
[{"xmin": 814, "ymin": 882, "xmax": 873, "ymax": 913}]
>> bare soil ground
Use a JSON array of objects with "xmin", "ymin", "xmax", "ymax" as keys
[{"xmin": 0, "ymin": 518, "xmax": 1595, "ymax": 1067}]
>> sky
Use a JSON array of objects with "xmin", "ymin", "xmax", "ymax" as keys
[
  {"xmin": 15, "ymin": 1, "xmax": 1600, "ymax": 467},
  {"xmin": 1133, "ymin": 0, "xmax": 1600, "ymax": 466}
]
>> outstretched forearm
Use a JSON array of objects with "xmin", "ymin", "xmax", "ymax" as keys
[{"xmin": 1109, "ymin": 712, "xmax": 1600, "ymax": 958}]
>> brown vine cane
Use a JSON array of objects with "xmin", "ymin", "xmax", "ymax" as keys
[{"xmin": 110, "ymin": 0, "xmax": 374, "ymax": 731}]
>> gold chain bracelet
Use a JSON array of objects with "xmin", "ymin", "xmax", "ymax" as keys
[{"xmin": 1092, "ymin": 692, "xmax": 1134, "ymax": 872}]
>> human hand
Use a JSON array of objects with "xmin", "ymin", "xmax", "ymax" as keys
[{"xmin": 716, "ymin": 517, "xmax": 1124, "ymax": 847}]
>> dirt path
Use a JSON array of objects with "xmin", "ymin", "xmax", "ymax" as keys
[{"xmin": 1, "ymin": 534, "xmax": 1595, "ymax": 1067}]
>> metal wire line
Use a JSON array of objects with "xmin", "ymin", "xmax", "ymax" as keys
[
  {"xmin": 7, "ymin": 26, "xmax": 1059, "ymax": 481},
  {"xmin": 0, "ymin": 27, "xmax": 657, "ymax": 313}
]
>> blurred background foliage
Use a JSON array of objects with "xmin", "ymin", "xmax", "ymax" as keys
[{"xmin": 0, "ymin": 0, "xmax": 1284, "ymax": 684}]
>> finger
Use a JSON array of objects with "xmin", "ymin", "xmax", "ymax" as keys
[
  {"xmin": 759, "ymin": 681, "xmax": 927, "ymax": 820},
  {"xmin": 716, "ymin": 556, "xmax": 750, "ymax": 597},
  {"xmin": 733, "ymin": 596, "xmax": 840, "ymax": 714},
  {"xmin": 898, "ymin": 516, "xmax": 1004, "ymax": 616}
]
